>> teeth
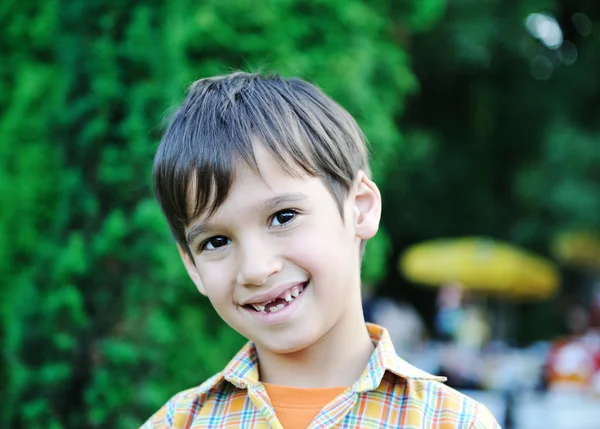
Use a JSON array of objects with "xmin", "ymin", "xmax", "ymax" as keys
[
  {"xmin": 269, "ymin": 304, "xmax": 285, "ymax": 313},
  {"xmin": 250, "ymin": 284, "xmax": 307, "ymax": 314},
  {"xmin": 252, "ymin": 304, "xmax": 266, "ymax": 312}
]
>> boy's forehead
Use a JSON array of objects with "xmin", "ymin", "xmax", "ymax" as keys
[{"xmin": 184, "ymin": 142, "xmax": 314, "ymax": 221}]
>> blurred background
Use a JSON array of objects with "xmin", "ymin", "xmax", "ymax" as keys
[{"xmin": 1, "ymin": 0, "xmax": 600, "ymax": 427}]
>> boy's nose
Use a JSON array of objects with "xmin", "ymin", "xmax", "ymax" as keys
[{"xmin": 236, "ymin": 239, "xmax": 282, "ymax": 287}]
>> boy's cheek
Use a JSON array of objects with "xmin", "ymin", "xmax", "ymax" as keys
[{"xmin": 197, "ymin": 270, "xmax": 229, "ymax": 297}]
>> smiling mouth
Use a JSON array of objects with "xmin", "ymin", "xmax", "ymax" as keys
[{"xmin": 244, "ymin": 282, "xmax": 308, "ymax": 314}]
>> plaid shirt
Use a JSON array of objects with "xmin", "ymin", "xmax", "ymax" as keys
[{"xmin": 141, "ymin": 323, "xmax": 501, "ymax": 428}]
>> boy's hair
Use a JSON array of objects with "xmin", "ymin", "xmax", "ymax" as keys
[{"xmin": 153, "ymin": 71, "xmax": 371, "ymax": 257}]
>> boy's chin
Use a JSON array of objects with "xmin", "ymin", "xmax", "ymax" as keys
[{"xmin": 253, "ymin": 331, "xmax": 318, "ymax": 356}]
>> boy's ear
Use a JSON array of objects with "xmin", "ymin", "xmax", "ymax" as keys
[
  {"xmin": 177, "ymin": 244, "xmax": 207, "ymax": 296},
  {"xmin": 353, "ymin": 170, "xmax": 381, "ymax": 240}
]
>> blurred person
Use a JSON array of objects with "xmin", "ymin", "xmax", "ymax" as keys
[
  {"xmin": 435, "ymin": 286, "xmax": 488, "ymax": 390},
  {"xmin": 585, "ymin": 286, "xmax": 600, "ymax": 396},
  {"xmin": 435, "ymin": 282, "xmax": 464, "ymax": 342},
  {"xmin": 456, "ymin": 299, "xmax": 491, "ymax": 351},
  {"xmin": 141, "ymin": 72, "xmax": 500, "ymax": 428},
  {"xmin": 544, "ymin": 299, "xmax": 599, "ymax": 395}
]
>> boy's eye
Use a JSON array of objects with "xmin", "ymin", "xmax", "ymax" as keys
[
  {"xmin": 202, "ymin": 236, "xmax": 230, "ymax": 251},
  {"xmin": 271, "ymin": 209, "xmax": 297, "ymax": 227}
]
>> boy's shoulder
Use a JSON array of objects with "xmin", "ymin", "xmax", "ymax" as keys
[
  {"xmin": 140, "ymin": 339, "xmax": 260, "ymax": 429},
  {"xmin": 140, "ymin": 372, "xmax": 226, "ymax": 429},
  {"xmin": 364, "ymin": 342, "xmax": 500, "ymax": 428},
  {"xmin": 394, "ymin": 376, "xmax": 501, "ymax": 429}
]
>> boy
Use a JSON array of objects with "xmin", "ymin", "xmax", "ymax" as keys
[{"xmin": 142, "ymin": 72, "xmax": 501, "ymax": 428}]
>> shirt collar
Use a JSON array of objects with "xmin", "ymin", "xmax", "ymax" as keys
[
  {"xmin": 353, "ymin": 323, "xmax": 446, "ymax": 392},
  {"xmin": 212, "ymin": 323, "xmax": 445, "ymax": 392}
]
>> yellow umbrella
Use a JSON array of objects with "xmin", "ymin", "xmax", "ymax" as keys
[
  {"xmin": 552, "ymin": 230, "xmax": 600, "ymax": 272},
  {"xmin": 399, "ymin": 237, "xmax": 559, "ymax": 300}
]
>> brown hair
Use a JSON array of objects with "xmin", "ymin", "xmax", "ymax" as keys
[{"xmin": 153, "ymin": 71, "xmax": 370, "ymax": 257}]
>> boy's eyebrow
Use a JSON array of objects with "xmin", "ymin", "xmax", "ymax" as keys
[
  {"xmin": 186, "ymin": 221, "xmax": 223, "ymax": 247},
  {"xmin": 259, "ymin": 192, "xmax": 308, "ymax": 212},
  {"xmin": 186, "ymin": 192, "xmax": 309, "ymax": 245}
]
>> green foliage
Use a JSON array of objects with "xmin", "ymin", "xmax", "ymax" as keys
[
  {"xmin": 382, "ymin": 0, "xmax": 600, "ymax": 245},
  {"xmin": 0, "ymin": 0, "xmax": 440, "ymax": 426},
  {"xmin": 518, "ymin": 123, "xmax": 600, "ymax": 230}
]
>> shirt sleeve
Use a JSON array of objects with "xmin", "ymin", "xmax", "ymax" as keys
[
  {"xmin": 139, "ymin": 373, "xmax": 223, "ymax": 428},
  {"xmin": 139, "ymin": 397, "xmax": 174, "ymax": 429},
  {"xmin": 139, "ymin": 388, "xmax": 195, "ymax": 429}
]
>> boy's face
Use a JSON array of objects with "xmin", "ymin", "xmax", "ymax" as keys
[{"xmin": 178, "ymin": 143, "xmax": 381, "ymax": 355}]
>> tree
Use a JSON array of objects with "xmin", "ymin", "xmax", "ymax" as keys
[{"xmin": 379, "ymin": 0, "xmax": 600, "ymax": 342}]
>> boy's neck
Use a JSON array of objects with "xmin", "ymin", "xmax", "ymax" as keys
[{"xmin": 255, "ymin": 312, "xmax": 375, "ymax": 388}]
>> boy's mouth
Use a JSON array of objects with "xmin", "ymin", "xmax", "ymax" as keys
[{"xmin": 244, "ymin": 282, "xmax": 308, "ymax": 314}]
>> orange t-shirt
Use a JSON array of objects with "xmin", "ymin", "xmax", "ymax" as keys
[{"xmin": 262, "ymin": 383, "xmax": 347, "ymax": 429}]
